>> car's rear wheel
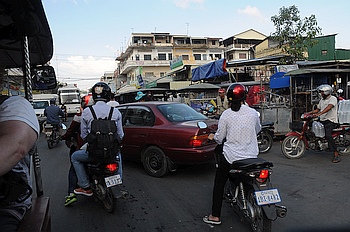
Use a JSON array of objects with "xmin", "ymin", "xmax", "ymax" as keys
[{"xmin": 142, "ymin": 146, "xmax": 169, "ymax": 177}]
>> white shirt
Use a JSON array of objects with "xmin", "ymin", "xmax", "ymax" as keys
[
  {"xmin": 107, "ymin": 100, "xmax": 119, "ymax": 107},
  {"xmin": 214, "ymin": 104, "xmax": 261, "ymax": 164},
  {"xmin": 317, "ymin": 95, "xmax": 338, "ymax": 123}
]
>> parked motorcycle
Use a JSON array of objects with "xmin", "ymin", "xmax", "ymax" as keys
[
  {"xmin": 43, "ymin": 122, "xmax": 66, "ymax": 149},
  {"xmin": 84, "ymin": 153, "xmax": 123, "ymax": 213},
  {"xmin": 257, "ymin": 122, "xmax": 274, "ymax": 153},
  {"xmin": 281, "ymin": 113, "xmax": 350, "ymax": 159},
  {"xmin": 224, "ymin": 157, "xmax": 287, "ymax": 232}
]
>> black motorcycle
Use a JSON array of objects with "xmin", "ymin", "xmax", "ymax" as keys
[
  {"xmin": 43, "ymin": 122, "xmax": 66, "ymax": 149},
  {"xmin": 257, "ymin": 122, "xmax": 274, "ymax": 153},
  {"xmin": 224, "ymin": 158, "xmax": 287, "ymax": 232},
  {"xmin": 85, "ymin": 156, "xmax": 122, "ymax": 213}
]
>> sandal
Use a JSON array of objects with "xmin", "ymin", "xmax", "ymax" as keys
[
  {"xmin": 332, "ymin": 156, "xmax": 341, "ymax": 163},
  {"xmin": 203, "ymin": 215, "xmax": 221, "ymax": 225}
]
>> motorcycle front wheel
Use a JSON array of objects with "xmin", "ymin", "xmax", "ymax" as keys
[
  {"xmin": 102, "ymin": 188, "xmax": 115, "ymax": 213},
  {"xmin": 281, "ymin": 135, "xmax": 306, "ymax": 159},
  {"xmin": 257, "ymin": 131, "xmax": 273, "ymax": 153},
  {"xmin": 247, "ymin": 189, "xmax": 272, "ymax": 232}
]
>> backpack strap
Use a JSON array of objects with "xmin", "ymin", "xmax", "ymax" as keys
[
  {"xmin": 108, "ymin": 107, "xmax": 114, "ymax": 120},
  {"xmin": 89, "ymin": 106, "xmax": 97, "ymax": 120},
  {"xmin": 0, "ymin": 95, "xmax": 9, "ymax": 105}
]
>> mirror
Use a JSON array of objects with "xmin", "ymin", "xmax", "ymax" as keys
[
  {"xmin": 31, "ymin": 66, "xmax": 57, "ymax": 90},
  {"xmin": 197, "ymin": 121, "xmax": 208, "ymax": 129}
]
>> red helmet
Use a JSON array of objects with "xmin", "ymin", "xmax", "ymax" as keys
[{"xmin": 227, "ymin": 83, "xmax": 246, "ymax": 102}]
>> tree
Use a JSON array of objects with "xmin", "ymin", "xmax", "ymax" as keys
[{"xmin": 271, "ymin": 5, "xmax": 322, "ymax": 63}]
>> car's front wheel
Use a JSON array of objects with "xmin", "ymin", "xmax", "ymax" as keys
[{"xmin": 142, "ymin": 146, "xmax": 169, "ymax": 177}]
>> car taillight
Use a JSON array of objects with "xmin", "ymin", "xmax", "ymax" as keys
[
  {"xmin": 188, "ymin": 134, "xmax": 208, "ymax": 147},
  {"xmin": 256, "ymin": 169, "xmax": 269, "ymax": 183},
  {"xmin": 105, "ymin": 163, "xmax": 118, "ymax": 172}
]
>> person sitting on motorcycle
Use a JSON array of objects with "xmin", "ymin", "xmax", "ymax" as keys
[
  {"xmin": 203, "ymin": 83, "xmax": 261, "ymax": 225},
  {"xmin": 307, "ymin": 84, "xmax": 340, "ymax": 163},
  {"xmin": 44, "ymin": 98, "xmax": 65, "ymax": 131},
  {"xmin": 71, "ymin": 82, "xmax": 124, "ymax": 196}
]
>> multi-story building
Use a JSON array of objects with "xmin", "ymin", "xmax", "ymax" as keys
[{"xmin": 115, "ymin": 32, "xmax": 225, "ymax": 90}]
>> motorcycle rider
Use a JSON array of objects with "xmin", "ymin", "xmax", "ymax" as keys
[
  {"xmin": 71, "ymin": 82, "xmax": 124, "ymax": 196},
  {"xmin": 307, "ymin": 84, "xmax": 340, "ymax": 163},
  {"xmin": 44, "ymin": 98, "xmax": 65, "ymax": 131},
  {"xmin": 203, "ymin": 83, "xmax": 261, "ymax": 225}
]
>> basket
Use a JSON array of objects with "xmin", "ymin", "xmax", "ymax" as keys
[{"xmin": 289, "ymin": 121, "xmax": 303, "ymax": 131}]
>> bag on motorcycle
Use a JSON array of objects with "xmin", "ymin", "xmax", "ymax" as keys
[{"xmin": 86, "ymin": 106, "xmax": 119, "ymax": 163}]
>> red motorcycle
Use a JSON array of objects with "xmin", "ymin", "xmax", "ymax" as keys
[{"xmin": 281, "ymin": 113, "xmax": 350, "ymax": 159}]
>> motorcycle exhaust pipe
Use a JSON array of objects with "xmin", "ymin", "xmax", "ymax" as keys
[{"xmin": 275, "ymin": 204, "xmax": 287, "ymax": 218}]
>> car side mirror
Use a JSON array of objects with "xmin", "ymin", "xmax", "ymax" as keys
[
  {"xmin": 197, "ymin": 121, "xmax": 208, "ymax": 129},
  {"xmin": 31, "ymin": 66, "xmax": 57, "ymax": 90}
]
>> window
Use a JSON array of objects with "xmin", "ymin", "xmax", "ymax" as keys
[
  {"xmin": 182, "ymin": 55, "xmax": 189, "ymax": 60},
  {"xmin": 203, "ymin": 54, "xmax": 207, "ymax": 60},
  {"xmin": 144, "ymin": 54, "xmax": 151, "ymax": 60},
  {"xmin": 160, "ymin": 72, "xmax": 165, "ymax": 77},
  {"xmin": 158, "ymin": 53, "xmax": 166, "ymax": 60},
  {"xmin": 239, "ymin": 53, "xmax": 246, "ymax": 59},
  {"xmin": 122, "ymin": 107, "xmax": 154, "ymax": 126},
  {"xmin": 168, "ymin": 53, "xmax": 172, "ymax": 60},
  {"xmin": 145, "ymin": 72, "xmax": 154, "ymax": 77},
  {"xmin": 321, "ymin": 50, "xmax": 328, "ymax": 55},
  {"xmin": 215, "ymin": 54, "xmax": 222, "ymax": 59},
  {"xmin": 135, "ymin": 54, "xmax": 140, "ymax": 61},
  {"xmin": 194, "ymin": 54, "xmax": 201, "ymax": 60},
  {"xmin": 211, "ymin": 41, "xmax": 216, "ymax": 46}
]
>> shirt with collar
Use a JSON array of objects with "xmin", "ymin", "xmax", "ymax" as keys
[{"xmin": 214, "ymin": 104, "xmax": 261, "ymax": 164}]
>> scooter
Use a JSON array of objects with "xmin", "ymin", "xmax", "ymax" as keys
[
  {"xmin": 281, "ymin": 113, "xmax": 350, "ymax": 159},
  {"xmin": 257, "ymin": 122, "xmax": 274, "ymax": 153},
  {"xmin": 84, "ymin": 152, "xmax": 124, "ymax": 213},
  {"xmin": 224, "ymin": 157, "xmax": 287, "ymax": 232},
  {"xmin": 43, "ymin": 122, "xmax": 66, "ymax": 149}
]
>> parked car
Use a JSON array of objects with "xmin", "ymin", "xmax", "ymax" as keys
[{"xmin": 116, "ymin": 102, "xmax": 218, "ymax": 177}]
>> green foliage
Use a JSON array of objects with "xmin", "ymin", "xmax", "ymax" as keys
[{"xmin": 271, "ymin": 5, "xmax": 322, "ymax": 63}]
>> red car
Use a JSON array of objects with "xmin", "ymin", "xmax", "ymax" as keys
[{"xmin": 116, "ymin": 102, "xmax": 218, "ymax": 177}]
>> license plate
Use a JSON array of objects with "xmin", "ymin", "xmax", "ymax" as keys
[
  {"xmin": 105, "ymin": 174, "xmax": 122, "ymax": 188},
  {"xmin": 254, "ymin": 189, "xmax": 281, "ymax": 206}
]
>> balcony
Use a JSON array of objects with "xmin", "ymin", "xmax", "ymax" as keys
[{"xmin": 119, "ymin": 60, "xmax": 171, "ymax": 75}]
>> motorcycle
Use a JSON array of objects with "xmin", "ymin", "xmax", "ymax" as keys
[
  {"xmin": 43, "ymin": 122, "xmax": 66, "ymax": 149},
  {"xmin": 281, "ymin": 113, "xmax": 350, "ymax": 159},
  {"xmin": 224, "ymin": 157, "xmax": 287, "ymax": 232},
  {"xmin": 84, "ymin": 152, "xmax": 123, "ymax": 213},
  {"xmin": 257, "ymin": 122, "xmax": 274, "ymax": 153}
]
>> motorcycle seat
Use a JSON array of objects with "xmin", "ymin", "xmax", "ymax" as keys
[
  {"xmin": 231, "ymin": 158, "xmax": 273, "ymax": 170},
  {"xmin": 261, "ymin": 121, "xmax": 274, "ymax": 127}
]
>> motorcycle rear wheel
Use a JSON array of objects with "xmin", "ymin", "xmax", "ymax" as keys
[
  {"xmin": 257, "ymin": 131, "xmax": 273, "ymax": 153},
  {"xmin": 102, "ymin": 188, "xmax": 115, "ymax": 213},
  {"xmin": 281, "ymin": 135, "xmax": 305, "ymax": 159},
  {"xmin": 247, "ymin": 189, "xmax": 272, "ymax": 232}
]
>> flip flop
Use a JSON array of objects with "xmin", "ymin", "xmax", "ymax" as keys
[{"xmin": 203, "ymin": 215, "xmax": 221, "ymax": 225}]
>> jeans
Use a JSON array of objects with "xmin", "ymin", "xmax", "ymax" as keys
[
  {"xmin": 68, "ymin": 146, "xmax": 78, "ymax": 194},
  {"xmin": 0, "ymin": 212, "xmax": 20, "ymax": 232},
  {"xmin": 71, "ymin": 149, "xmax": 123, "ymax": 189},
  {"xmin": 320, "ymin": 120, "xmax": 337, "ymax": 152}
]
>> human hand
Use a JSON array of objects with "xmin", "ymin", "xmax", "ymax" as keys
[{"xmin": 208, "ymin": 133, "xmax": 215, "ymax": 140}]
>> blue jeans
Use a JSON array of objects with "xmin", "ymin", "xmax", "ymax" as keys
[{"xmin": 71, "ymin": 149, "xmax": 123, "ymax": 189}]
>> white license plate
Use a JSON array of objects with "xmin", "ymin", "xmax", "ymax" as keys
[
  {"xmin": 105, "ymin": 174, "xmax": 122, "ymax": 188},
  {"xmin": 254, "ymin": 189, "xmax": 281, "ymax": 206}
]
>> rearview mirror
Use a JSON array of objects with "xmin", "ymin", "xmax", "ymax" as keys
[{"xmin": 31, "ymin": 66, "xmax": 57, "ymax": 90}]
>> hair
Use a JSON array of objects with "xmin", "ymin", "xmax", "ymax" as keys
[{"xmin": 230, "ymin": 101, "xmax": 242, "ymax": 111}]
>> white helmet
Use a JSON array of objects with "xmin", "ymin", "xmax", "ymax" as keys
[
  {"xmin": 337, "ymin": 89, "xmax": 344, "ymax": 94},
  {"xmin": 317, "ymin": 84, "xmax": 333, "ymax": 95}
]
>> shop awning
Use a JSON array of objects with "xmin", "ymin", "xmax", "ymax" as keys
[
  {"xmin": 191, "ymin": 59, "xmax": 228, "ymax": 81},
  {"xmin": 269, "ymin": 72, "xmax": 290, "ymax": 89}
]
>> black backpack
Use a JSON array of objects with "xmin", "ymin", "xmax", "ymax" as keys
[{"xmin": 86, "ymin": 106, "xmax": 120, "ymax": 163}]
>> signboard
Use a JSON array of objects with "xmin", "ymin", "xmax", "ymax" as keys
[{"xmin": 170, "ymin": 56, "xmax": 183, "ymax": 70}]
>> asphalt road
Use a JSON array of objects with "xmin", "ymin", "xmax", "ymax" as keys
[{"xmin": 34, "ymin": 118, "xmax": 350, "ymax": 232}]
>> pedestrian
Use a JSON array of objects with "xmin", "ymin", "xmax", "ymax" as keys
[
  {"xmin": 0, "ymin": 76, "xmax": 40, "ymax": 231},
  {"xmin": 203, "ymin": 83, "xmax": 261, "ymax": 225},
  {"xmin": 71, "ymin": 82, "xmax": 124, "ymax": 196},
  {"xmin": 306, "ymin": 84, "xmax": 340, "ymax": 163},
  {"xmin": 215, "ymin": 88, "xmax": 229, "ymax": 118}
]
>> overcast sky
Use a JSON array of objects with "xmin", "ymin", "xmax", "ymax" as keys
[{"xmin": 42, "ymin": 0, "xmax": 350, "ymax": 91}]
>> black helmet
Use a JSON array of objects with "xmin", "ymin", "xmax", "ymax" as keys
[
  {"xmin": 91, "ymin": 82, "xmax": 111, "ymax": 102},
  {"xmin": 227, "ymin": 83, "xmax": 246, "ymax": 102},
  {"xmin": 50, "ymin": 98, "xmax": 56, "ymax": 105}
]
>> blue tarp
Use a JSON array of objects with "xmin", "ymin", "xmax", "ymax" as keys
[
  {"xmin": 191, "ymin": 59, "xmax": 228, "ymax": 81},
  {"xmin": 269, "ymin": 72, "xmax": 290, "ymax": 89}
]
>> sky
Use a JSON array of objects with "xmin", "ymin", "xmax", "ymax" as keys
[{"xmin": 42, "ymin": 0, "xmax": 350, "ymax": 91}]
